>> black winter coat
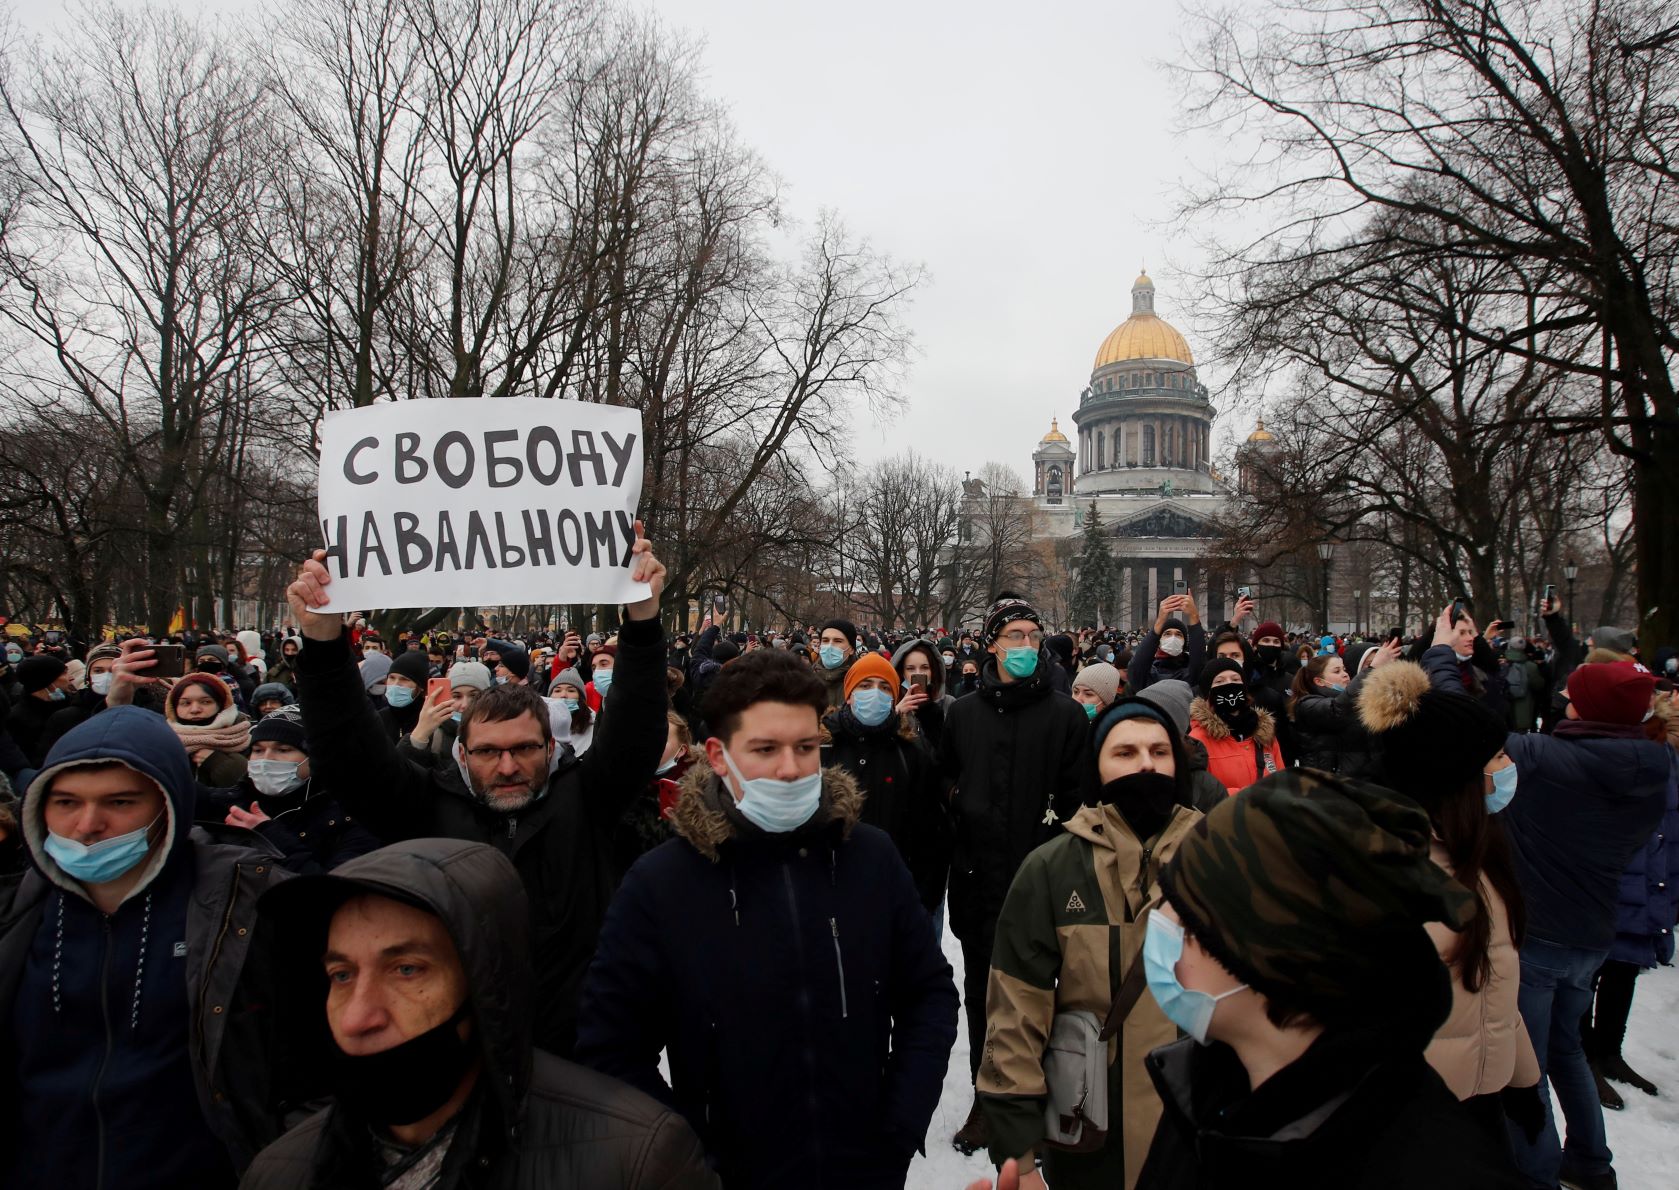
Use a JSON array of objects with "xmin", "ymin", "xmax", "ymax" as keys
[
  {"xmin": 1138, "ymin": 1035, "xmax": 1523, "ymax": 1189},
  {"xmin": 822, "ymin": 708, "xmax": 951, "ymax": 913},
  {"xmin": 241, "ymin": 838, "xmax": 717, "ymax": 1190},
  {"xmin": 938, "ymin": 656, "xmax": 1091, "ymax": 939},
  {"xmin": 576, "ymin": 769, "xmax": 959, "ymax": 1190},
  {"xmin": 294, "ymin": 618, "xmax": 667, "ymax": 1056},
  {"xmin": 1126, "ymin": 626, "xmax": 1207, "ymax": 694},
  {"xmin": 1288, "ymin": 674, "xmax": 1377, "ymax": 778},
  {"xmin": 196, "ymin": 777, "xmax": 382, "ymax": 874}
]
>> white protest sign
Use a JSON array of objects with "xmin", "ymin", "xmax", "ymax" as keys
[{"xmin": 315, "ymin": 398, "xmax": 647, "ymax": 611}]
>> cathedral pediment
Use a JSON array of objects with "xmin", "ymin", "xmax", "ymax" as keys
[{"xmin": 1110, "ymin": 502, "xmax": 1218, "ymax": 539}]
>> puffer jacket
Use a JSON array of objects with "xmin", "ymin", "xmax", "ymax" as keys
[
  {"xmin": 1289, "ymin": 675, "xmax": 1378, "ymax": 778},
  {"xmin": 239, "ymin": 838, "xmax": 717, "ymax": 1190},
  {"xmin": 0, "ymin": 707, "xmax": 293, "ymax": 1189},
  {"xmin": 576, "ymin": 766, "xmax": 958, "ymax": 1190},
  {"xmin": 1421, "ymin": 840, "xmax": 1540, "ymax": 1099},
  {"xmin": 938, "ymin": 656, "xmax": 1093, "ymax": 940},
  {"xmin": 1610, "ymin": 750, "xmax": 1679, "ymax": 969},
  {"xmin": 296, "ymin": 619, "xmax": 667, "ymax": 1057},
  {"xmin": 821, "ymin": 707, "xmax": 951, "ymax": 913},
  {"xmin": 979, "ymin": 802, "xmax": 1202, "ymax": 1190},
  {"xmin": 1187, "ymin": 700, "xmax": 1284, "ymax": 796}
]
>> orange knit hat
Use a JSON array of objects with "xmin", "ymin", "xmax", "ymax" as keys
[{"xmin": 843, "ymin": 651, "xmax": 900, "ymax": 701}]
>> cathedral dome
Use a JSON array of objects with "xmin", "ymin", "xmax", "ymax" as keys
[
  {"xmin": 1041, "ymin": 417, "xmax": 1069, "ymax": 445},
  {"xmin": 1093, "ymin": 272, "xmax": 1195, "ymax": 369},
  {"xmin": 1247, "ymin": 417, "xmax": 1276, "ymax": 443}
]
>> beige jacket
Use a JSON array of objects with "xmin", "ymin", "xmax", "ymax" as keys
[
  {"xmin": 1423, "ymin": 839, "xmax": 1540, "ymax": 1098},
  {"xmin": 978, "ymin": 802, "xmax": 1201, "ymax": 1189}
]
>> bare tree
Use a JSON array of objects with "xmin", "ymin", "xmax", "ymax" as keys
[{"xmin": 1182, "ymin": 0, "xmax": 1679, "ymax": 640}]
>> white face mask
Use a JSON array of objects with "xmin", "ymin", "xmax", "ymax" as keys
[
  {"xmin": 90, "ymin": 673, "xmax": 113, "ymax": 696},
  {"xmin": 248, "ymin": 759, "xmax": 305, "ymax": 797},
  {"xmin": 1160, "ymin": 635, "xmax": 1185, "ymax": 657}
]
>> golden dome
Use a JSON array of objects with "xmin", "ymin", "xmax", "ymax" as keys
[
  {"xmin": 1041, "ymin": 417, "xmax": 1070, "ymax": 445},
  {"xmin": 1247, "ymin": 417, "xmax": 1276, "ymax": 443},
  {"xmin": 1093, "ymin": 316, "xmax": 1195, "ymax": 369},
  {"xmin": 1093, "ymin": 272, "xmax": 1195, "ymax": 369}
]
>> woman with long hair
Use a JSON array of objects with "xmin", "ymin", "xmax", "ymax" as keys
[
  {"xmin": 1288, "ymin": 641, "xmax": 1398, "ymax": 777},
  {"xmin": 1357, "ymin": 659, "xmax": 1540, "ymax": 1142}
]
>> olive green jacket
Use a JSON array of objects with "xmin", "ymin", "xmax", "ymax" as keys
[{"xmin": 978, "ymin": 801, "xmax": 1200, "ymax": 1189}]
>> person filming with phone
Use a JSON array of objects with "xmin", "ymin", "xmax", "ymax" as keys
[{"xmin": 1127, "ymin": 589, "xmax": 1206, "ymax": 695}]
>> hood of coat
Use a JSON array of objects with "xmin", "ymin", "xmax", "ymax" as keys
[
  {"xmin": 23, "ymin": 705, "xmax": 195, "ymax": 905},
  {"xmin": 668, "ymin": 761, "xmax": 865, "ymax": 862},
  {"xmin": 1063, "ymin": 801, "xmax": 1200, "ymax": 853},
  {"xmin": 257, "ymin": 838, "xmax": 533, "ymax": 1131},
  {"xmin": 890, "ymin": 637, "xmax": 948, "ymax": 699},
  {"xmin": 1189, "ymin": 697, "xmax": 1277, "ymax": 746}
]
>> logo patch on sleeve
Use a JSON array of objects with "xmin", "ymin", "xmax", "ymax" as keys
[
  {"xmin": 173, "ymin": 942, "xmax": 188, "ymax": 958},
  {"xmin": 1065, "ymin": 890, "xmax": 1086, "ymax": 913}
]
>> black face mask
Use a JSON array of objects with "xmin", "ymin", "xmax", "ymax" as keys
[
  {"xmin": 1211, "ymin": 685, "xmax": 1250, "ymax": 717},
  {"xmin": 331, "ymin": 1002, "xmax": 475, "ymax": 1127},
  {"xmin": 1254, "ymin": 644, "xmax": 1282, "ymax": 666},
  {"xmin": 1098, "ymin": 770, "xmax": 1180, "ymax": 842}
]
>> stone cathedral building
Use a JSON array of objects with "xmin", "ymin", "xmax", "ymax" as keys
[{"xmin": 1015, "ymin": 271, "xmax": 1268, "ymax": 628}]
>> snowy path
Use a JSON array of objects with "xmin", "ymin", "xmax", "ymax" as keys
[{"xmin": 907, "ymin": 915, "xmax": 1679, "ymax": 1187}]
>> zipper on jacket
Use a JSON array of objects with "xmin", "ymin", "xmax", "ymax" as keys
[
  {"xmin": 829, "ymin": 917, "xmax": 849, "ymax": 1019},
  {"xmin": 507, "ymin": 816, "xmax": 517, "ymax": 841},
  {"xmin": 93, "ymin": 915, "xmax": 113, "ymax": 1190}
]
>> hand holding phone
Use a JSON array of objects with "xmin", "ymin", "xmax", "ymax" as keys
[{"xmin": 427, "ymin": 676, "xmax": 451, "ymax": 703}]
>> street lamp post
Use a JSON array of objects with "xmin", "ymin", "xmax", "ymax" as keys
[
  {"xmin": 1353, "ymin": 588, "xmax": 1362, "ymax": 638},
  {"xmin": 1564, "ymin": 559, "xmax": 1579, "ymax": 634},
  {"xmin": 1317, "ymin": 541, "xmax": 1336, "ymax": 635}
]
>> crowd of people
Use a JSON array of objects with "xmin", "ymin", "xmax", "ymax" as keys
[{"xmin": 0, "ymin": 541, "xmax": 1673, "ymax": 1190}]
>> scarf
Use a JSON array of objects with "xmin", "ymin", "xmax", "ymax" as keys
[
  {"xmin": 171, "ymin": 704, "xmax": 251, "ymax": 762},
  {"xmin": 1552, "ymin": 718, "xmax": 1650, "ymax": 741}
]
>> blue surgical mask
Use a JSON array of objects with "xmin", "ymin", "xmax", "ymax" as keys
[
  {"xmin": 1143, "ymin": 912, "xmax": 1247, "ymax": 1044},
  {"xmin": 1083, "ymin": 701, "xmax": 1099, "ymax": 720},
  {"xmin": 493, "ymin": 676, "xmax": 509, "ymax": 686},
  {"xmin": 721, "ymin": 744, "xmax": 822, "ymax": 833},
  {"xmin": 850, "ymin": 688, "xmax": 894, "ymax": 727},
  {"xmin": 385, "ymin": 686, "xmax": 415, "ymax": 708},
  {"xmin": 1001, "ymin": 646, "xmax": 1038, "ymax": 678},
  {"xmin": 47, "ymin": 688, "xmax": 67, "ymax": 702},
  {"xmin": 656, "ymin": 758, "xmax": 678, "ymax": 776},
  {"xmin": 593, "ymin": 669, "xmax": 614, "ymax": 695},
  {"xmin": 4, "ymin": 648, "xmax": 20, "ymax": 664},
  {"xmin": 558, "ymin": 697, "xmax": 580, "ymax": 714},
  {"xmin": 44, "ymin": 813, "xmax": 163, "ymax": 884},
  {"xmin": 1485, "ymin": 764, "xmax": 1518, "ymax": 814},
  {"xmin": 451, "ymin": 710, "xmax": 462, "ymax": 723},
  {"xmin": 819, "ymin": 644, "xmax": 847, "ymax": 670}
]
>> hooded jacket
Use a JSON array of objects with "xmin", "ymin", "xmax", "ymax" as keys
[
  {"xmin": 294, "ymin": 620, "xmax": 667, "ymax": 1057},
  {"xmin": 1609, "ymin": 746, "xmax": 1678, "ymax": 969},
  {"xmin": 821, "ymin": 706, "xmax": 951, "ymax": 913},
  {"xmin": 0, "ymin": 707, "xmax": 292, "ymax": 1189},
  {"xmin": 239, "ymin": 839, "xmax": 717, "ymax": 1190},
  {"xmin": 576, "ymin": 765, "xmax": 959, "ymax": 1190},
  {"xmin": 1126, "ymin": 624, "xmax": 1207, "ymax": 695},
  {"xmin": 1187, "ymin": 700, "xmax": 1284, "ymax": 796},
  {"xmin": 890, "ymin": 637, "xmax": 954, "ymax": 749},
  {"xmin": 938, "ymin": 655, "xmax": 1093, "ymax": 938}
]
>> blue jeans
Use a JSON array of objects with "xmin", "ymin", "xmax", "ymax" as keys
[{"xmin": 1509, "ymin": 937, "xmax": 1613, "ymax": 1185}]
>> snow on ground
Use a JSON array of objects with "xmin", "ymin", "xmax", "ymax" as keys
[{"xmin": 907, "ymin": 911, "xmax": 1679, "ymax": 1188}]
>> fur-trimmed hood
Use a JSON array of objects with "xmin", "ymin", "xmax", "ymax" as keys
[
  {"xmin": 667, "ymin": 760, "xmax": 866, "ymax": 862},
  {"xmin": 1189, "ymin": 697, "xmax": 1277, "ymax": 746}
]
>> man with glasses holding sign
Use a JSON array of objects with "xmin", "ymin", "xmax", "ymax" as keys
[
  {"xmin": 284, "ymin": 524, "xmax": 668, "ymax": 1060},
  {"xmin": 939, "ymin": 593, "xmax": 1092, "ymax": 1156}
]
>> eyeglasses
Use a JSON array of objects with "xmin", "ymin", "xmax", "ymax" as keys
[
  {"xmin": 997, "ymin": 630, "xmax": 1045, "ymax": 647},
  {"xmin": 463, "ymin": 742, "xmax": 547, "ymax": 762}
]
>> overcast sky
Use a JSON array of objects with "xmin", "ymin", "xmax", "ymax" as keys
[{"xmin": 30, "ymin": 0, "xmax": 1248, "ymax": 483}]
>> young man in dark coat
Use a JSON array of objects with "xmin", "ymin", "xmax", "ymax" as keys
[
  {"xmin": 0, "ymin": 706, "xmax": 292, "ymax": 1188},
  {"xmin": 1135, "ymin": 771, "xmax": 1525, "ymax": 1190},
  {"xmin": 284, "ymin": 529, "xmax": 670, "ymax": 1058},
  {"xmin": 576, "ymin": 649, "xmax": 958, "ymax": 1190},
  {"xmin": 938, "ymin": 593, "xmax": 1091, "ymax": 1154},
  {"xmin": 240, "ymin": 838, "xmax": 718, "ymax": 1190}
]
